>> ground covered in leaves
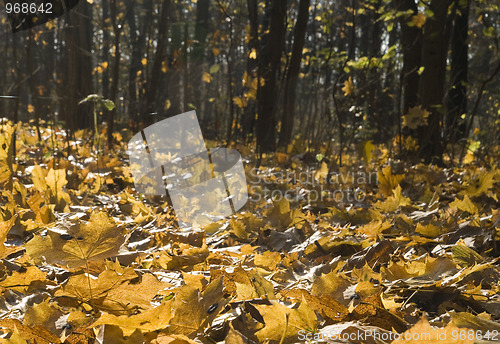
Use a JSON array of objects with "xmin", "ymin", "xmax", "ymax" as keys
[{"xmin": 0, "ymin": 122, "xmax": 499, "ymax": 343}]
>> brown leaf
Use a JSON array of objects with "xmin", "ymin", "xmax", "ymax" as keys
[
  {"xmin": 25, "ymin": 211, "xmax": 127, "ymax": 268},
  {"xmin": 165, "ymin": 277, "xmax": 226, "ymax": 336},
  {"xmin": 348, "ymin": 293, "xmax": 408, "ymax": 333},
  {"xmin": 392, "ymin": 317, "xmax": 473, "ymax": 344},
  {"xmin": 91, "ymin": 301, "xmax": 173, "ymax": 336},
  {"xmin": 0, "ymin": 319, "xmax": 61, "ymax": 344},
  {"xmin": 280, "ymin": 288, "xmax": 348, "ymax": 323}
]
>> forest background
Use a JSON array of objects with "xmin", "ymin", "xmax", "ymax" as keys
[{"xmin": 0, "ymin": 0, "xmax": 499, "ymax": 343}]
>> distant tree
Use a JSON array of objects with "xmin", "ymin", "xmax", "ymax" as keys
[
  {"xmin": 279, "ymin": 0, "xmax": 310, "ymax": 148},
  {"xmin": 64, "ymin": 1, "xmax": 93, "ymax": 130},
  {"xmin": 446, "ymin": 0, "xmax": 470, "ymax": 143},
  {"xmin": 144, "ymin": 0, "xmax": 171, "ymax": 122},
  {"xmin": 394, "ymin": 0, "xmax": 422, "ymax": 113}
]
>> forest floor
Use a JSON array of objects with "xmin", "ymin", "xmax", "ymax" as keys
[{"xmin": 0, "ymin": 122, "xmax": 499, "ymax": 343}]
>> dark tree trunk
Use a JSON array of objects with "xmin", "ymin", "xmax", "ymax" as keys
[
  {"xmin": 144, "ymin": 0, "xmax": 171, "ymax": 122},
  {"xmin": 417, "ymin": 0, "xmax": 452, "ymax": 164},
  {"xmin": 366, "ymin": 0, "xmax": 384, "ymax": 141},
  {"xmin": 64, "ymin": 2, "xmax": 93, "ymax": 130},
  {"xmin": 107, "ymin": 0, "xmax": 122, "ymax": 147},
  {"xmin": 278, "ymin": 0, "xmax": 310, "ymax": 148},
  {"xmin": 166, "ymin": 11, "xmax": 183, "ymax": 118},
  {"xmin": 102, "ymin": 0, "xmax": 110, "ymax": 99},
  {"xmin": 127, "ymin": 0, "xmax": 140, "ymax": 127},
  {"xmin": 241, "ymin": 0, "xmax": 259, "ymax": 140},
  {"xmin": 394, "ymin": 0, "xmax": 422, "ymax": 113},
  {"xmin": 191, "ymin": 0, "xmax": 210, "ymax": 113},
  {"xmin": 446, "ymin": 0, "xmax": 469, "ymax": 143},
  {"xmin": 256, "ymin": 0, "xmax": 287, "ymax": 154}
]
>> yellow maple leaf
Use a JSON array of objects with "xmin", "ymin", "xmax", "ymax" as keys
[
  {"xmin": 202, "ymin": 72, "xmax": 212, "ymax": 83},
  {"xmin": 254, "ymin": 300, "xmax": 318, "ymax": 342},
  {"xmin": 92, "ymin": 301, "xmax": 173, "ymax": 336},
  {"xmin": 25, "ymin": 211, "xmax": 127, "ymax": 268},
  {"xmin": 165, "ymin": 277, "xmax": 226, "ymax": 336},
  {"xmin": 357, "ymin": 219, "xmax": 392, "ymax": 236},
  {"xmin": 314, "ymin": 161, "xmax": 329, "ymax": 182},
  {"xmin": 57, "ymin": 267, "xmax": 137, "ymax": 302},
  {"xmin": 450, "ymin": 195, "xmax": 478, "ymax": 214},
  {"xmin": 249, "ymin": 49, "xmax": 257, "ymax": 59},
  {"xmin": 402, "ymin": 106, "xmax": 430, "ymax": 129},
  {"xmin": 461, "ymin": 171, "xmax": 496, "ymax": 197},
  {"xmin": 411, "ymin": 13, "xmax": 427, "ymax": 29},
  {"xmin": 233, "ymin": 96, "xmax": 247, "ymax": 108},
  {"xmin": 364, "ymin": 140, "xmax": 375, "ymax": 163},
  {"xmin": 375, "ymin": 184, "xmax": 412, "ymax": 212},
  {"xmin": 161, "ymin": 61, "xmax": 168, "ymax": 73},
  {"xmin": 415, "ymin": 222, "xmax": 441, "ymax": 238},
  {"xmin": 342, "ymin": 76, "xmax": 354, "ymax": 96},
  {"xmin": 254, "ymin": 251, "xmax": 281, "ymax": 271},
  {"xmin": 392, "ymin": 317, "xmax": 473, "ymax": 343},
  {"xmin": 377, "ymin": 165, "xmax": 404, "ymax": 197}
]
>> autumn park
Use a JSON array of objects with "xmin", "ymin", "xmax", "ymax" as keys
[{"xmin": 0, "ymin": 0, "xmax": 499, "ymax": 343}]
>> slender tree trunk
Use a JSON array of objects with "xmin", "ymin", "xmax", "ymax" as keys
[
  {"xmin": 64, "ymin": 2, "xmax": 93, "ymax": 130},
  {"xmin": 191, "ymin": 0, "xmax": 210, "ymax": 113},
  {"xmin": 145, "ymin": 0, "xmax": 171, "ymax": 122},
  {"xmin": 256, "ymin": 0, "xmax": 287, "ymax": 154},
  {"xmin": 127, "ymin": 0, "xmax": 140, "ymax": 128},
  {"xmin": 279, "ymin": 0, "xmax": 310, "ymax": 148},
  {"xmin": 107, "ymin": 0, "xmax": 122, "ymax": 147},
  {"xmin": 166, "ymin": 6, "xmax": 183, "ymax": 118},
  {"xmin": 102, "ymin": 0, "xmax": 110, "ymax": 99},
  {"xmin": 182, "ymin": 20, "xmax": 190, "ymax": 112},
  {"xmin": 394, "ymin": 0, "xmax": 422, "ymax": 113},
  {"xmin": 446, "ymin": 0, "xmax": 469, "ymax": 143},
  {"xmin": 241, "ymin": 0, "xmax": 259, "ymax": 140}
]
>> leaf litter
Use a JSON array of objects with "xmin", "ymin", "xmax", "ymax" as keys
[{"xmin": 0, "ymin": 122, "xmax": 498, "ymax": 343}]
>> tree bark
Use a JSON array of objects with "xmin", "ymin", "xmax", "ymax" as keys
[
  {"xmin": 144, "ymin": 0, "xmax": 171, "ymax": 122},
  {"xmin": 241, "ymin": 0, "xmax": 259, "ymax": 140},
  {"xmin": 446, "ymin": 0, "xmax": 469, "ymax": 143},
  {"xmin": 256, "ymin": 0, "xmax": 287, "ymax": 154},
  {"xmin": 278, "ymin": 0, "xmax": 310, "ymax": 148},
  {"xmin": 64, "ymin": 1, "xmax": 93, "ymax": 130},
  {"xmin": 191, "ymin": 0, "xmax": 210, "ymax": 112},
  {"xmin": 107, "ymin": 0, "xmax": 122, "ymax": 147},
  {"xmin": 101, "ymin": 0, "xmax": 110, "ymax": 99},
  {"xmin": 417, "ymin": 0, "xmax": 452, "ymax": 164},
  {"xmin": 394, "ymin": 0, "xmax": 422, "ymax": 113}
]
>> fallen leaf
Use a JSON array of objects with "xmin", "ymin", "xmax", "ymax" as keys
[{"xmin": 25, "ymin": 211, "xmax": 127, "ymax": 268}]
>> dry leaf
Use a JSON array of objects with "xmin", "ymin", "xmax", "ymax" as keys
[{"xmin": 25, "ymin": 211, "xmax": 127, "ymax": 267}]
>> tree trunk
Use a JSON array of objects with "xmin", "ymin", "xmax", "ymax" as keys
[
  {"xmin": 145, "ymin": 0, "xmax": 171, "ymax": 122},
  {"xmin": 256, "ymin": 0, "xmax": 287, "ymax": 154},
  {"xmin": 102, "ymin": 0, "xmax": 110, "ymax": 99},
  {"xmin": 107, "ymin": 0, "xmax": 122, "ymax": 147},
  {"xmin": 241, "ymin": 0, "xmax": 259, "ymax": 140},
  {"xmin": 64, "ymin": 1, "xmax": 93, "ymax": 130},
  {"xmin": 446, "ymin": 0, "xmax": 469, "ymax": 143},
  {"xmin": 417, "ymin": 0, "xmax": 452, "ymax": 164},
  {"xmin": 394, "ymin": 0, "xmax": 422, "ymax": 113},
  {"xmin": 278, "ymin": 0, "xmax": 310, "ymax": 148},
  {"xmin": 127, "ymin": 0, "xmax": 139, "ymax": 127},
  {"xmin": 191, "ymin": 0, "xmax": 210, "ymax": 113}
]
